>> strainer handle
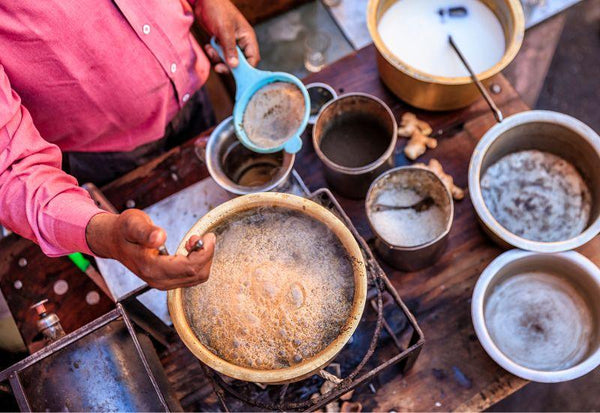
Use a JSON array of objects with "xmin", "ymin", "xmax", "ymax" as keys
[{"xmin": 209, "ymin": 37, "xmax": 264, "ymax": 101}]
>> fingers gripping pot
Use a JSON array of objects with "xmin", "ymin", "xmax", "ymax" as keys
[{"xmin": 167, "ymin": 193, "xmax": 367, "ymax": 384}]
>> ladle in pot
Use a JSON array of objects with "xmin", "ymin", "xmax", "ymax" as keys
[{"xmin": 448, "ymin": 35, "xmax": 503, "ymax": 123}]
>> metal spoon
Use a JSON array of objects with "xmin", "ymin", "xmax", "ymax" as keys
[
  {"xmin": 373, "ymin": 196, "xmax": 435, "ymax": 212},
  {"xmin": 448, "ymin": 35, "xmax": 504, "ymax": 123}
]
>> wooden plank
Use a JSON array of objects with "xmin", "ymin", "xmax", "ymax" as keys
[
  {"xmin": 0, "ymin": 237, "xmax": 114, "ymax": 347},
  {"xmin": 503, "ymin": 12, "xmax": 567, "ymax": 107}
]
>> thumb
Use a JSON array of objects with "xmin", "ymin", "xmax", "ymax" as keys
[{"xmin": 120, "ymin": 209, "xmax": 166, "ymax": 248}]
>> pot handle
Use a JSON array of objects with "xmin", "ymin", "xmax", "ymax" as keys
[{"xmin": 194, "ymin": 136, "xmax": 209, "ymax": 164}]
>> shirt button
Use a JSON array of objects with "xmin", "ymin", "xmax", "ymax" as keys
[
  {"xmin": 170, "ymin": 63, "xmax": 177, "ymax": 73},
  {"xmin": 182, "ymin": 93, "xmax": 190, "ymax": 103},
  {"xmin": 142, "ymin": 24, "xmax": 151, "ymax": 35}
]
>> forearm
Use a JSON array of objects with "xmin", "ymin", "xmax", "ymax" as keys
[{"xmin": 0, "ymin": 65, "xmax": 104, "ymax": 256}]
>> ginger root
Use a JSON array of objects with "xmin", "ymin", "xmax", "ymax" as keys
[
  {"xmin": 404, "ymin": 130, "xmax": 438, "ymax": 160},
  {"xmin": 414, "ymin": 159, "xmax": 465, "ymax": 201},
  {"xmin": 398, "ymin": 112, "xmax": 436, "ymax": 160},
  {"xmin": 398, "ymin": 112, "xmax": 433, "ymax": 137}
]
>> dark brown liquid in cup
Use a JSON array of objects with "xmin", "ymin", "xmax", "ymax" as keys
[{"xmin": 320, "ymin": 115, "xmax": 390, "ymax": 168}]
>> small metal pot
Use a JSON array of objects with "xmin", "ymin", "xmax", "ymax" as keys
[
  {"xmin": 198, "ymin": 117, "xmax": 295, "ymax": 195},
  {"xmin": 313, "ymin": 93, "xmax": 397, "ymax": 199},
  {"xmin": 469, "ymin": 110, "xmax": 600, "ymax": 252},
  {"xmin": 472, "ymin": 249, "xmax": 600, "ymax": 382},
  {"xmin": 366, "ymin": 0, "xmax": 524, "ymax": 111},
  {"xmin": 366, "ymin": 167, "xmax": 454, "ymax": 271}
]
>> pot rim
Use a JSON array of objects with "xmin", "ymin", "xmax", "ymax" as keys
[
  {"xmin": 468, "ymin": 110, "xmax": 600, "ymax": 253},
  {"xmin": 366, "ymin": 0, "xmax": 525, "ymax": 86},
  {"xmin": 306, "ymin": 82, "xmax": 338, "ymax": 126},
  {"xmin": 365, "ymin": 166, "xmax": 454, "ymax": 251},
  {"xmin": 206, "ymin": 117, "xmax": 295, "ymax": 195},
  {"xmin": 167, "ymin": 192, "xmax": 368, "ymax": 383},
  {"xmin": 471, "ymin": 249, "xmax": 600, "ymax": 382},
  {"xmin": 312, "ymin": 93, "xmax": 398, "ymax": 175}
]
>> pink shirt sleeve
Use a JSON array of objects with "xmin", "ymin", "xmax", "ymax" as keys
[{"xmin": 0, "ymin": 65, "xmax": 103, "ymax": 257}]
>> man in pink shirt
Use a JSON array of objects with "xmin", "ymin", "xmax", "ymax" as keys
[{"xmin": 0, "ymin": 0, "xmax": 260, "ymax": 289}]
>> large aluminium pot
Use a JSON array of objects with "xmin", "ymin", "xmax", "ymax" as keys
[
  {"xmin": 167, "ymin": 192, "xmax": 368, "ymax": 384},
  {"xmin": 468, "ymin": 110, "xmax": 600, "ymax": 252},
  {"xmin": 366, "ymin": 0, "xmax": 525, "ymax": 111}
]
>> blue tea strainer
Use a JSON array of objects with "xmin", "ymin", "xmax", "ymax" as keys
[{"xmin": 210, "ymin": 37, "xmax": 310, "ymax": 154}]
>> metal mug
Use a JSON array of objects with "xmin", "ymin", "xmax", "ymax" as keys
[
  {"xmin": 365, "ymin": 166, "xmax": 454, "ymax": 271},
  {"xmin": 313, "ymin": 93, "xmax": 398, "ymax": 199},
  {"xmin": 196, "ymin": 117, "xmax": 295, "ymax": 195},
  {"xmin": 306, "ymin": 82, "xmax": 338, "ymax": 126}
]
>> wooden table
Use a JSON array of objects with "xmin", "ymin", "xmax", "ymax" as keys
[{"xmin": 1, "ymin": 43, "xmax": 597, "ymax": 413}]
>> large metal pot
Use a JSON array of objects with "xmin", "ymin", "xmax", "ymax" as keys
[
  {"xmin": 366, "ymin": 0, "xmax": 525, "ymax": 111},
  {"xmin": 167, "ymin": 193, "xmax": 367, "ymax": 384},
  {"xmin": 469, "ymin": 110, "xmax": 600, "ymax": 252}
]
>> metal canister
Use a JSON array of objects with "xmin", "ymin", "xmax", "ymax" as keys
[
  {"xmin": 313, "ymin": 93, "xmax": 397, "ymax": 199},
  {"xmin": 31, "ymin": 299, "xmax": 65, "ymax": 342},
  {"xmin": 366, "ymin": 167, "xmax": 454, "ymax": 271},
  {"xmin": 366, "ymin": 0, "xmax": 525, "ymax": 111}
]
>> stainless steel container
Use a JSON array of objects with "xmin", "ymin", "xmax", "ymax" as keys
[
  {"xmin": 366, "ymin": 167, "xmax": 454, "ymax": 271},
  {"xmin": 472, "ymin": 249, "xmax": 600, "ymax": 382},
  {"xmin": 313, "ymin": 93, "xmax": 397, "ymax": 199},
  {"xmin": 197, "ymin": 116, "xmax": 295, "ymax": 195},
  {"xmin": 469, "ymin": 110, "xmax": 600, "ymax": 252}
]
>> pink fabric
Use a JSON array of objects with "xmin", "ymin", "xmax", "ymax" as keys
[{"xmin": 0, "ymin": 0, "xmax": 210, "ymax": 256}]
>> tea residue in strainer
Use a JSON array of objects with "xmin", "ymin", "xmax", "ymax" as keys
[{"xmin": 242, "ymin": 82, "xmax": 306, "ymax": 150}]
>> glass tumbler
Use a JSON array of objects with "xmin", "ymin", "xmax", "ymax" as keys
[{"xmin": 304, "ymin": 31, "xmax": 331, "ymax": 73}]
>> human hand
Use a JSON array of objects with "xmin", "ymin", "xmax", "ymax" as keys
[
  {"xmin": 86, "ymin": 210, "xmax": 215, "ymax": 290},
  {"xmin": 196, "ymin": 0, "xmax": 260, "ymax": 73}
]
